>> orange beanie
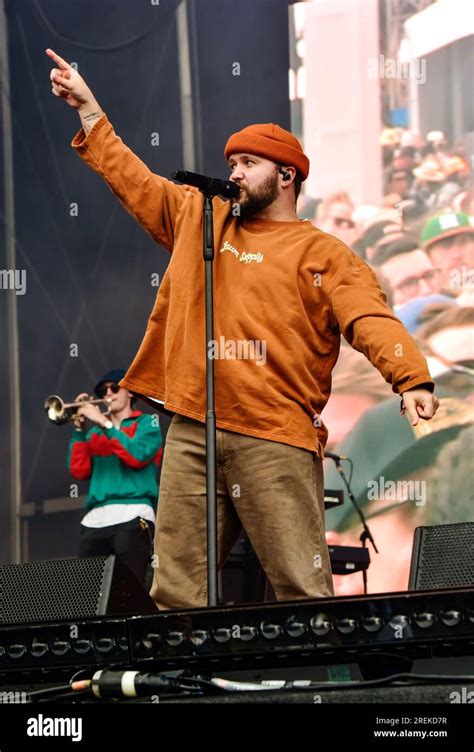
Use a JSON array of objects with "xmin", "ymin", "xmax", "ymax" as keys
[{"xmin": 224, "ymin": 123, "xmax": 310, "ymax": 180}]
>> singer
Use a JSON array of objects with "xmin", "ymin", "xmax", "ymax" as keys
[{"xmin": 47, "ymin": 48, "xmax": 439, "ymax": 610}]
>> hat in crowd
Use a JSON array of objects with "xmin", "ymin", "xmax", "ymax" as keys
[
  {"xmin": 444, "ymin": 155, "xmax": 468, "ymax": 177},
  {"xmin": 360, "ymin": 218, "xmax": 403, "ymax": 251},
  {"xmin": 420, "ymin": 211, "xmax": 474, "ymax": 251},
  {"xmin": 363, "ymin": 209, "xmax": 401, "ymax": 228},
  {"xmin": 224, "ymin": 123, "xmax": 310, "ymax": 180},
  {"xmin": 426, "ymin": 130, "xmax": 446, "ymax": 145},
  {"xmin": 412, "ymin": 159, "xmax": 445, "ymax": 182},
  {"xmin": 325, "ymin": 396, "xmax": 474, "ymax": 533},
  {"xmin": 94, "ymin": 369, "xmax": 127, "ymax": 397},
  {"xmin": 352, "ymin": 205, "xmax": 381, "ymax": 226},
  {"xmin": 377, "ymin": 398, "xmax": 472, "ymax": 474},
  {"xmin": 396, "ymin": 294, "xmax": 457, "ymax": 334},
  {"xmin": 380, "ymin": 127, "xmax": 402, "ymax": 146},
  {"xmin": 371, "ymin": 235, "xmax": 418, "ymax": 266}
]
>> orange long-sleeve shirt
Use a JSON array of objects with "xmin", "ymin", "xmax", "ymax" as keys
[{"xmin": 72, "ymin": 115, "xmax": 434, "ymax": 456}]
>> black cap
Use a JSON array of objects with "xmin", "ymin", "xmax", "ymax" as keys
[
  {"xmin": 94, "ymin": 369, "xmax": 127, "ymax": 397},
  {"xmin": 361, "ymin": 219, "xmax": 402, "ymax": 251}
]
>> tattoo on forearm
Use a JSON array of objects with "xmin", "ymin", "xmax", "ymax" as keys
[{"xmin": 81, "ymin": 111, "xmax": 102, "ymax": 135}]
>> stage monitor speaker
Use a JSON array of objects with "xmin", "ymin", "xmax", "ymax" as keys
[
  {"xmin": 408, "ymin": 522, "xmax": 474, "ymax": 590},
  {"xmin": 0, "ymin": 555, "xmax": 157, "ymax": 625}
]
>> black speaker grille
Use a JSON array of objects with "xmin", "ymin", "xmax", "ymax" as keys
[
  {"xmin": 415, "ymin": 522, "xmax": 474, "ymax": 589},
  {"xmin": 0, "ymin": 557, "xmax": 110, "ymax": 624}
]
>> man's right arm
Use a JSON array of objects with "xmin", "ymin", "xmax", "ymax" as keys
[{"xmin": 46, "ymin": 47, "xmax": 194, "ymax": 251}]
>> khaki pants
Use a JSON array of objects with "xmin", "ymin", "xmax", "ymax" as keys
[{"xmin": 150, "ymin": 415, "xmax": 334, "ymax": 609}]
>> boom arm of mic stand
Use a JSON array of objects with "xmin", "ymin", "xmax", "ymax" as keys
[{"xmin": 332, "ymin": 458, "xmax": 379, "ymax": 555}]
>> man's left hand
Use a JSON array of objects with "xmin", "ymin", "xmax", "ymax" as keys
[{"xmin": 400, "ymin": 388, "xmax": 440, "ymax": 426}]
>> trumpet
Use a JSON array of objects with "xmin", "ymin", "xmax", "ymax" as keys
[{"xmin": 44, "ymin": 394, "xmax": 111, "ymax": 426}]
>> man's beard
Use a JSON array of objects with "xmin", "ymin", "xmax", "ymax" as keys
[{"xmin": 237, "ymin": 169, "xmax": 279, "ymax": 220}]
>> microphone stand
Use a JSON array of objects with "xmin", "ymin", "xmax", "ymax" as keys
[
  {"xmin": 202, "ymin": 191, "xmax": 218, "ymax": 607},
  {"xmin": 329, "ymin": 456, "xmax": 378, "ymax": 594},
  {"xmin": 170, "ymin": 172, "xmax": 238, "ymax": 607}
]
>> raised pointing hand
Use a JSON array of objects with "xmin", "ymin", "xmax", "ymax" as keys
[{"xmin": 46, "ymin": 48, "xmax": 93, "ymax": 110}]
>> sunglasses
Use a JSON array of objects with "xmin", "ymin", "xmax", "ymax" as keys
[
  {"xmin": 97, "ymin": 382, "xmax": 121, "ymax": 398},
  {"xmin": 333, "ymin": 217, "xmax": 356, "ymax": 230}
]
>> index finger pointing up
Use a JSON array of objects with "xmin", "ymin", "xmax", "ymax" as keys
[{"xmin": 45, "ymin": 48, "xmax": 71, "ymax": 73}]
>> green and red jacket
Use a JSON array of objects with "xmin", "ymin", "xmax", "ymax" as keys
[{"xmin": 67, "ymin": 411, "xmax": 163, "ymax": 512}]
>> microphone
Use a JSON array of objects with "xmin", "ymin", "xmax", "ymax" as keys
[
  {"xmin": 171, "ymin": 170, "xmax": 240, "ymax": 200},
  {"xmin": 90, "ymin": 669, "xmax": 178, "ymax": 699},
  {"xmin": 323, "ymin": 450, "xmax": 349, "ymax": 462}
]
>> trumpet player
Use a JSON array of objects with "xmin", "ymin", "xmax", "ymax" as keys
[{"xmin": 67, "ymin": 369, "xmax": 163, "ymax": 586}]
